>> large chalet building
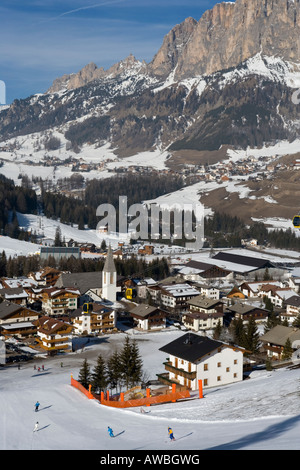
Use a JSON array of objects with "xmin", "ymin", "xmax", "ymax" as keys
[
  {"xmin": 41, "ymin": 287, "xmax": 80, "ymax": 316},
  {"xmin": 0, "ymin": 300, "xmax": 39, "ymax": 337},
  {"xmin": 182, "ymin": 296, "xmax": 224, "ymax": 332},
  {"xmin": 34, "ymin": 315, "xmax": 73, "ymax": 355},
  {"xmin": 71, "ymin": 302, "xmax": 116, "ymax": 335},
  {"xmin": 158, "ymin": 332, "xmax": 245, "ymax": 391}
]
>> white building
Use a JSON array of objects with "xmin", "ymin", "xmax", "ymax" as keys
[
  {"xmin": 158, "ymin": 283, "xmax": 200, "ymax": 314},
  {"xmin": 159, "ymin": 332, "xmax": 245, "ymax": 391},
  {"xmin": 35, "ymin": 316, "xmax": 73, "ymax": 355},
  {"xmin": 72, "ymin": 302, "xmax": 116, "ymax": 335}
]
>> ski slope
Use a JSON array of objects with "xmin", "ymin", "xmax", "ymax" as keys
[{"xmin": 1, "ymin": 329, "xmax": 300, "ymax": 451}]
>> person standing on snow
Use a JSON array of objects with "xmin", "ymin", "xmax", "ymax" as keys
[
  {"xmin": 168, "ymin": 427, "xmax": 175, "ymax": 441},
  {"xmin": 35, "ymin": 401, "xmax": 40, "ymax": 412},
  {"xmin": 108, "ymin": 426, "xmax": 114, "ymax": 437}
]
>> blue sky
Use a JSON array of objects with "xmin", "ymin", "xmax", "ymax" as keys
[{"xmin": 0, "ymin": 1, "xmax": 228, "ymax": 103}]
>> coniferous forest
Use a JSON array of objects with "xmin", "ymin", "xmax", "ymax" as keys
[{"xmin": 1, "ymin": 172, "xmax": 300, "ymax": 252}]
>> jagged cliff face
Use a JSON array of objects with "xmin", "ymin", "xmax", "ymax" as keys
[
  {"xmin": 150, "ymin": 0, "xmax": 300, "ymax": 80},
  {"xmin": 1, "ymin": 0, "xmax": 300, "ymax": 155},
  {"xmin": 47, "ymin": 0, "xmax": 300, "ymax": 90},
  {"xmin": 48, "ymin": 54, "xmax": 147, "ymax": 93}
]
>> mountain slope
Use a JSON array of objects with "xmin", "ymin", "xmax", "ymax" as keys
[{"xmin": 0, "ymin": 0, "xmax": 300, "ymax": 158}]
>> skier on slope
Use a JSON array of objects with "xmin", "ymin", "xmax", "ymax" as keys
[
  {"xmin": 33, "ymin": 422, "xmax": 39, "ymax": 432},
  {"xmin": 168, "ymin": 427, "xmax": 175, "ymax": 441},
  {"xmin": 35, "ymin": 401, "xmax": 40, "ymax": 412},
  {"xmin": 108, "ymin": 426, "xmax": 114, "ymax": 437}
]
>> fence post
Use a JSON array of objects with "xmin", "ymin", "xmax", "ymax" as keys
[
  {"xmin": 172, "ymin": 383, "xmax": 176, "ymax": 402},
  {"xmin": 198, "ymin": 379, "xmax": 203, "ymax": 399},
  {"xmin": 146, "ymin": 387, "xmax": 151, "ymax": 406}
]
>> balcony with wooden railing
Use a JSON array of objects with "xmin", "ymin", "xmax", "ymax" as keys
[{"xmin": 163, "ymin": 361, "xmax": 197, "ymax": 380}]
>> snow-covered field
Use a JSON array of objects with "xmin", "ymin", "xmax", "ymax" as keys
[{"xmin": 1, "ymin": 329, "xmax": 300, "ymax": 452}]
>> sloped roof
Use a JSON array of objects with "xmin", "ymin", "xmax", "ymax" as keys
[
  {"xmin": 0, "ymin": 288, "xmax": 28, "ymax": 299},
  {"xmin": 212, "ymin": 252, "xmax": 276, "ymax": 269},
  {"xmin": 260, "ymin": 325, "xmax": 300, "ymax": 346},
  {"xmin": 227, "ymin": 303, "xmax": 269, "ymax": 315},
  {"xmin": 35, "ymin": 315, "xmax": 72, "ymax": 335},
  {"xmin": 159, "ymin": 333, "xmax": 225, "ymax": 363},
  {"xmin": 55, "ymin": 271, "xmax": 102, "ymax": 294},
  {"xmin": 0, "ymin": 300, "xmax": 23, "ymax": 319},
  {"xmin": 187, "ymin": 295, "xmax": 223, "ymax": 309},
  {"xmin": 103, "ymin": 246, "xmax": 116, "ymax": 273},
  {"xmin": 130, "ymin": 304, "xmax": 163, "ymax": 318}
]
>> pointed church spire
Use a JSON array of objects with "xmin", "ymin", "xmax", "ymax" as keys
[{"xmin": 103, "ymin": 245, "xmax": 116, "ymax": 273}]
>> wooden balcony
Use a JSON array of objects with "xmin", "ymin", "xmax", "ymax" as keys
[{"xmin": 163, "ymin": 361, "xmax": 197, "ymax": 380}]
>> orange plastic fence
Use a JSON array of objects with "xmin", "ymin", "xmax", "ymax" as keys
[
  {"xmin": 71, "ymin": 375, "xmax": 95, "ymax": 399},
  {"xmin": 70, "ymin": 375, "xmax": 191, "ymax": 408}
]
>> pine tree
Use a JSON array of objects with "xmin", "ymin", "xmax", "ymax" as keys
[
  {"xmin": 282, "ymin": 338, "xmax": 293, "ymax": 361},
  {"xmin": 231, "ymin": 317, "xmax": 245, "ymax": 346},
  {"xmin": 120, "ymin": 336, "xmax": 134, "ymax": 390},
  {"xmin": 293, "ymin": 313, "xmax": 300, "ymax": 328},
  {"xmin": 243, "ymin": 316, "xmax": 260, "ymax": 355},
  {"xmin": 54, "ymin": 226, "xmax": 63, "ymax": 247},
  {"xmin": 107, "ymin": 350, "xmax": 122, "ymax": 394},
  {"xmin": 129, "ymin": 339, "xmax": 143, "ymax": 387},
  {"xmin": 119, "ymin": 336, "xmax": 143, "ymax": 390},
  {"xmin": 213, "ymin": 319, "xmax": 222, "ymax": 340},
  {"xmin": 264, "ymin": 309, "xmax": 280, "ymax": 333},
  {"xmin": 78, "ymin": 359, "xmax": 91, "ymax": 389},
  {"xmin": 91, "ymin": 354, "xmax": 108, "ymax": 394}
]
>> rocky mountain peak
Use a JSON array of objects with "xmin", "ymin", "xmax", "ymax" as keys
[
  {"xmin": 48, "ymin": 0, "xmax": 300, "ymax": 94},
  {"xmin": 173, "ymin": 0, "xmax": 300, "ymax": 80}
]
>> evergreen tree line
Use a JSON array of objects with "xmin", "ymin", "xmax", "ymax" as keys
[
  {"xmin": 0, "ymin": 250, "xmax": 170, "ymax": 281},
  {"xmin": 205, "ymin": 212, "xmax": 300, "ymax": 251},
  {"xmin": 77, "ymin": 336, "xmax": 143, "ymax": 395},
  {"xmin": 41, "ymin": 173, "xmax": 185, "ymax": 230},
  {"xmin": 0, "ymin": 175, "xmax": 37, "ymax": 238}
]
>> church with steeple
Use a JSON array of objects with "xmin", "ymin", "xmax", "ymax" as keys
[{"xmin": 101, "ymin": 245, "xmax": 120, "ymax": 303}]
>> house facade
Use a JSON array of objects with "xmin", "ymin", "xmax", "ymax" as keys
[
  {"xmin": 182, "ymin": 296, "xmax": 224, "ymax": 332},
  {"xmin": 130, "ymin": 304, "xmax": 167, "ymax": 331},
  {"xmin": 0, "ymin": 300, "xmax": 39, "ymax": 337},
  {"xmin": 283, "ymin": 295, "xmax": 300, "ymax": 324},
  {"xmin": 71, "ymin": 302, "xmax": 116, "ymax": 335},
  {"xmin": 0, "ymin": 287, "xmax": 28, "ymax": 305},
  {"xmin": 41, "ymin": 287, "xmax": 80, "ymax": 315},
  {"xmin": 226, "ymin": 303, "xmax": 269, "ymax": 324},
  {"xmin": 34, "ymin": 315, "xmax": 73, "ymax": 355},
  {"xmin": 260, "ymin": 325, "xmax": 300, "ymax": 360},
  {"xmin": 153, "ymin": 283, "xmax": 200, "ymax": 317},
  {"xmin": 158, "ymin": 332, "xmax": 244, "ymax": 391}
]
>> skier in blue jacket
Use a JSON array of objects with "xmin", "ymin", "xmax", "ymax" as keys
[
  {"xmin": 108, "ymin": 426, "xmax": 114, "ymax": 437},
  {"xmin": 35, "ymin": 401, "xmax": 40, "ymax": 412}
]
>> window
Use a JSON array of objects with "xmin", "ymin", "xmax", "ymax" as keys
[
  {"xmin": 234, "ymin": 359, "xmax": 238, "ymax": 364},
  {"xmin": 217, "ymin": 362, "xmax": 221, "ymax": 367},
  {"xmin": 226, "ymin": 367, "xmax": 230, "ymax": 372},
  {"xmin": 217, "ymin": 376, "xmax": 221, "ymax": 382},
  {"xmin": 204, "ymin": 363, "xmax": 208, "ymax": 371}
]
